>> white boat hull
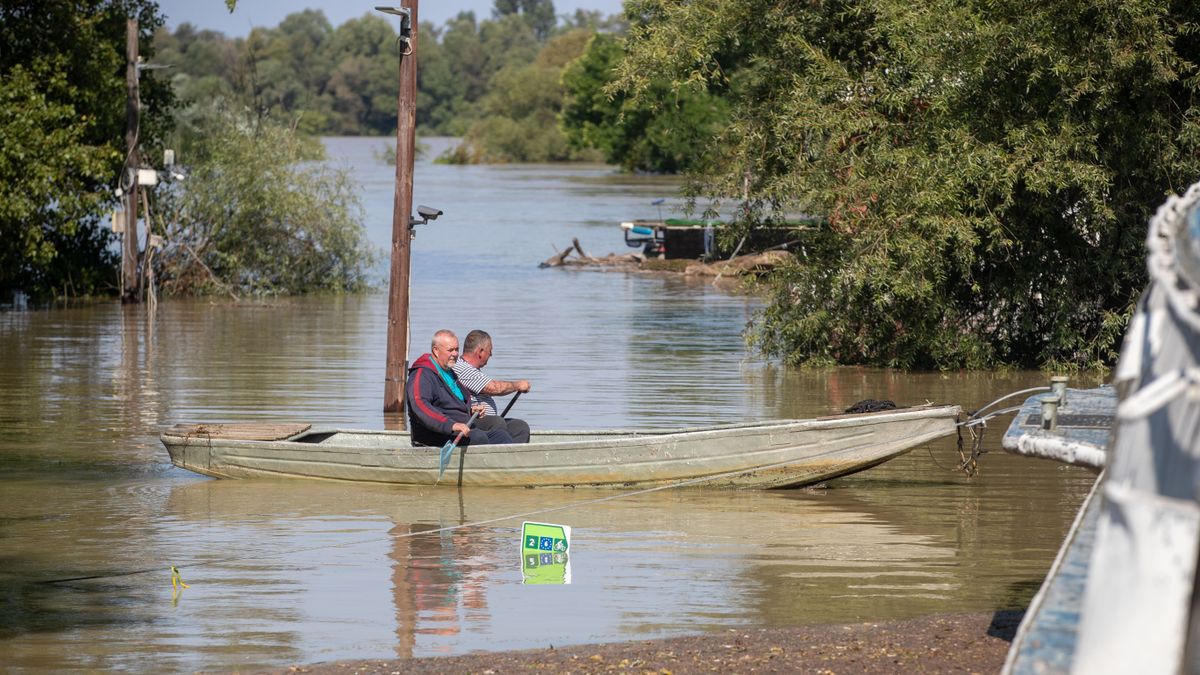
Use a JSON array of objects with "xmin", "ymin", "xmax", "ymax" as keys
[{"xmin": 161, "ymin": 405, "xmax": 961, "ymax": 488}]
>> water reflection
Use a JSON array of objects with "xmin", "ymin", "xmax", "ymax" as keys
[
  {"xmin": 25, "ymin": 465, "xmax": 1075, "ymax": 671},
  {"xmin": 0, "ymin": 137, "xmax": 1102, "ymax": 670},
  {"xmin": 0, "ymin": 444, "xmax": 1092, "ymax": 669}
]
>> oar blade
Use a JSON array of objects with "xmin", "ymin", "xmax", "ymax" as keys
[{"xmin": 438, "ymin": 441, "xmax": 454, "ymax": 480}]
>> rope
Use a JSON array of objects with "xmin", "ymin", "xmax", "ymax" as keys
[
  {"xmin": 969, "ymin": 386, "xmax": 1049, "ymax": 419},
  {"xmin": 962, "ymin": 405, "xmax": 1025, "ymax": 427},
  {"xmin": 927, "ymin": 414, "xmax": 965, "ymax": 473},
  {"xmin": 958, "ymin": 419, "xmax": 987, "ymax": 476},
  {"xmin": 942, "ymin": 391, "xmax": 1048, "ymax": 478}
]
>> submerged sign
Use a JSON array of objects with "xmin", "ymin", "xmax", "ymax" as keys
[{"xmin": 521, "ymin": 521, "xmax": 571, "ymax": 585}]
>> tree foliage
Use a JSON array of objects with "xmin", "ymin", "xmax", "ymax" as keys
[
  {"xmin": 153, "ymin": 2, "xmax": 633, "ymax": 165},
  {"xmin": 153, "ymin": 105, "xmax": 375, "ymax": 296},
  {"xmin": 494, "ymin": 0, "xmax": 557, "ymax": 41},
  {"xmin": 561, "ymin": 33, "xmax": 729, "ymax": 173},
  {"xmin": 0, "ymin": 0, "xmax": 172, "ymax": 298},
  {"xmin": 616, "ymin": 0, "xmax": 1200, "ymax": 369},
  {"xmin": 0, "ymin": 66, "xmax": 116, "ymax": 296},
  {"xmin": 447, "ymin": 28, "xmax": 602, "ymax": 163}
]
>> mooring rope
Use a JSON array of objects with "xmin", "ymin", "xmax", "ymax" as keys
[
  {"xmin": 967, "ymin": 387, "xmax": 1050, "ymax": 420},
  {"xmin": 943, "ymin": 388, "xmax": 1049, "ymax": 477}
]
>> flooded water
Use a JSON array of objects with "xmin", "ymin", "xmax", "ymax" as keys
[{"xmin": 0, "ymin": 137, "xmax": 1102, "ymax": 671}]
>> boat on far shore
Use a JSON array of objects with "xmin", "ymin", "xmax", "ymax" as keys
[
  {"xmin": 161, "ymin": 403, "xmax": 961, "ymax": 489},
  {"xmin": 620, "ymin": 216, "xmax": 816, "ymax": 259}
]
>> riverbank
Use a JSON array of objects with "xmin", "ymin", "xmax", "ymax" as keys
[{"xmin": 266, "ymin": 610, "xmax": 1020, "ymax": 674}]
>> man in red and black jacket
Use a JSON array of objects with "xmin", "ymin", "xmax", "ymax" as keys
[{"xmin": 405, "ymin": 329, "xmax": 515, "ymax": 447}]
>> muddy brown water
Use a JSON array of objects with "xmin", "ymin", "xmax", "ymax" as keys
[{"xmin": 0, "ymin": 138, "xmax": 1101, "ymax": 671}]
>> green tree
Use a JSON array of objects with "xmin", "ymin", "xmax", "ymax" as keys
[
  {"xmin": 478, "ymin": 13, "xmax": 543, "ymax": 84},
  {"xmin": 415, "ymin": 22, "xmax": 466, "ymax": 133},
  {"xmin": 448, "ymin": 29, "xmax": 598, "ymax": 162},
  {"xmin": 244, "ymin": 10, "xmax": 334, "ymax": 133},
  {"xmin": 155, "ymin": 104, "xmax": 375, "ymax": 296},
  {"xmin": 422, "ymin": 10, "xmax": 543, "ymax": 140},
  {"xmin": 617, "ymin": 0, "xmax": 1200, "ymax": 369},
  {"xmin": 560, "ymin": 9, "xmax": 625, "ymax": 33},
  {"xmin": 0, "ymin": 0, "xmax": 173, "ymax": 298},
  {"xmin": 494, "ymin": 0, "xmax": 556, "ymax": 41},
  {"xmin": 152, "ymin": 6, "xmax": 629, "ymax": 149},
  {"xmin": 154, "ymin": 24, "xmax": 240, "ymax": 106},
  {"xmin": 438, "ymin": 12, "xmax": 490, "ymax": 106},
  {"xmin": 321, "ymin": 14, "xmax": 399, "ymax": 134},
  {"xmin": 561, "ymin": 32, "xmax": 729, "ymax": 173},
  {"xmin": 0, "ymin": 66, "xmax": 116, "ymax": 296}
]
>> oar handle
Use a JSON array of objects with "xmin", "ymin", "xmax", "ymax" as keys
[
  {"xmin": 500, "ymin": 391, "xmax": 522, "ymax": 418},
  {"xmin": 452, "ymin": 410, "xmax": 481, "ymax": 445},
  {"xmin": 438, "ymin": 410, "xmax": 480, "ymax": 484}
]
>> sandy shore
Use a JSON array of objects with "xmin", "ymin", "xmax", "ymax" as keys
[{"xmin": 265, "ymin": 610, "xmax": 1021, "ymax": 674}]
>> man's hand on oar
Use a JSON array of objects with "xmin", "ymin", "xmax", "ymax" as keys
[{"xmin": 438, "ymin": 410, "xmax": 480, "ymax": 482}]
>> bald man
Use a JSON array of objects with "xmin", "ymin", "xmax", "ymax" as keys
[{"xmin": 404, "ymin": 329, "xmax": 515, "ymax": 447}]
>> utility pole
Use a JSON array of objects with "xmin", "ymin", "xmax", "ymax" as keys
[
  {"xmin": 381, "ymin": 0, "xmax": 418, "ymax": 413},
  {"xmin": 121, "ymin": 17, "xmax": 140, "ymax": 304}
]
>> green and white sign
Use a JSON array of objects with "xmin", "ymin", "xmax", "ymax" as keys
[{"xmin": 521, "ymin": 521, "xmax": 571, "ymax": 585}]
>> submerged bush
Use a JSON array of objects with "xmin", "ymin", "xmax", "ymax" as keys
[{"xmin": 154, "ymin": 104, "xmax": 377, "ymax": 296}]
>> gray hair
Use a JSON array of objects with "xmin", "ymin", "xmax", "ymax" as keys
[
  {"xmin": 463, "ymin": 329, "xmax": 492, "ymax": 354},
  {"xmin": 431, "ymin": 329, "xmax": 457, "ymax": 350}
]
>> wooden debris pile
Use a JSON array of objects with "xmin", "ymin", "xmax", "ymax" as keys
[
  {"xmin": 538, "ymin": 238, "xmax": 641, "ymax": 269},
  {"xmin": 539, "ymin": 238, "xmax": 789, "ymax": 278}
]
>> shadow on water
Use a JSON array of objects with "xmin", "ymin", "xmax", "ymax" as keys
[
  {"xmin": 998, "ymin": 580, "xmax": 1049, "ymax": 615},
  {"xmin": 0, "ymin": 577, "xmax": 154, "ymax": 641}
]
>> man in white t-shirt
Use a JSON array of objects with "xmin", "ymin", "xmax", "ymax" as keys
[{"xmin": 453, "ymin": 329, "xmax": 531, "ymax": 443}]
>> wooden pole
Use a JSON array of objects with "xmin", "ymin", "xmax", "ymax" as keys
[
  {"xmin": 383, "ymin": 0, "xmax": 419, "ymax": 413},
  {"xmin": 122, "ymin": 18, "xmax": 140, "ymax": 304}
]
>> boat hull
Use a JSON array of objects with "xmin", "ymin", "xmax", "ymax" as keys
[
  {"xmin": 161, "ymin": 405, "xmax": 961, "ymax": 488},
  {"xmin": 999, "ymin": 386, "xmax": 1116, "ymax": 470}
]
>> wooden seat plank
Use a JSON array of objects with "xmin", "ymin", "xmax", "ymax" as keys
[{"xmin": 166, "ymin": 422, "xmax": 312, "ymax": 441}]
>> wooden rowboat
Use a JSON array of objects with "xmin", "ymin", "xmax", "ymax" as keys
[{"xmin": 161, "ymin": 404, "xmax": 961, "ymax": 488}]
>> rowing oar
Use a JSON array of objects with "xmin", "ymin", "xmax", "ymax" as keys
[
  {"xmin": 438, "ymin": 411, "xmax": 479, "ymax": 482},
  {"xmin": 500, "ymin": 391, "xmax": 522, "ymax": 418},
  {"xmin": 452, "ymin": 392, "xmax": 524, "ymax": 487}
]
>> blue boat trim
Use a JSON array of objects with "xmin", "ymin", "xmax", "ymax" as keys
[{"xmin": 1003, "ymin": 477, "xmax": 1102, "ymax": 674}]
